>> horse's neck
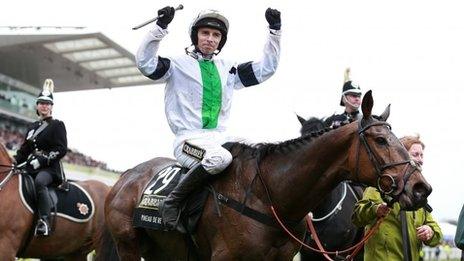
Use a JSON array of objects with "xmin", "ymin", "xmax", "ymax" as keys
[
  {"xmin": 312, "ymin": 182, "xmax": 345, "ymax": 216},
  {"xmin": 262, "ymin": 126, "xmax": 356, "ymax": 220}
]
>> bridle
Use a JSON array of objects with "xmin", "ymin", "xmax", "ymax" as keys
[
  {"xmin": 265, "ymin": 118, "xmax": 421, "ymax": 260},
  {"xmin": 356, "ymin": 119, "xmax": 420, "ymax": 202}
]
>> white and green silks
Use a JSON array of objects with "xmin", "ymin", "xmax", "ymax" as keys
[{"xmin": 136, "ymin": 24, "xmax": 281, "ymax": 148}]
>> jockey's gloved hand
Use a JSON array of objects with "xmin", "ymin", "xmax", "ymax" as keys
[
  {"xmin": 265, "ymin": 8, "xmax": 281, "ymax": 30},
  {"xmin": 156, "ymin": 6, "xmax": 175, "ymax": 29}
]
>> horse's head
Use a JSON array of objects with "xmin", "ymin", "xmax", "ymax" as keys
[
  {"xmin": 297, "ymin": 115, "xmax": 327, "ymax": 135},
  {"xmin": 352, "ymin": 90, "xmax": 431, "ymax": 211}
]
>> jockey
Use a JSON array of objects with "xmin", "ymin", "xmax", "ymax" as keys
[
  {"xmin": 325, "ymin": 68, "xmax": 362, "ymax": 128},
  {"xmin": 13, "ymin": 79, "xmax": 67, "ymax": 236},
  {"xmin": 136, "ymin": 6, "xmax": 282, "ymax": 230}
]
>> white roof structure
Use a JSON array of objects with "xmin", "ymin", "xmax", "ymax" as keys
[
  {"xmin": 0, "ymin": 26, "xmax": 151, "ymax": 122},
  {"xmin": 0, "ymin": 26, "xmax": 151, "ymax": 93}
]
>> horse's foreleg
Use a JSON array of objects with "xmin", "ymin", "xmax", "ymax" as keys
[
  {"xmin": 0, "ymin": 234, "xmax": 21, "ymax": 261},
  {"xmin": 106, "ymin": 209, "xmax": 140, "ymax": 260},
  {"xmin": 115, "ymin": 239, "xmax": 141, "ymax": 261}
]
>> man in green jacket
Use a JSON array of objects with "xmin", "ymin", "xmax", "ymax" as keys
[{"xmin": 353, "ymin": 135, "xmax": 442, "ymax": 261}]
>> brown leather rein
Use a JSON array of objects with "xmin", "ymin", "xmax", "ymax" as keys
[
  {"xmin": 0, "ymin": 164, "xmax": 15, "ymax": 190},
  {"xmin": 262, "ymin": 120, "xmax": 418, "ymax": 260},
  {"xmin": 271, "ymin": 206, "xmax": 384, "ymax": 261},
  {"xmin": 0, "ymin": 163, "xmax": 25, "ymax": 190}
]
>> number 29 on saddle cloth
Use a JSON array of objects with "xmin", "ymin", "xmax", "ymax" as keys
[{"xmin": 132, "ymin": 164, "xmax": 209, "ymax": 232}]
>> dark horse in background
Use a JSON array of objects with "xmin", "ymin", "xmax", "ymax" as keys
[
  {"xmin": 297, "ymin": 116, "xmax": 365, "ymax": 261},
  {"xmin": 0, "ymin": 143, "xmax": 115, "ymax": 260},
  {"xmin": 103, "ymin": 91, "xmax": 431, "ymax": 260}
]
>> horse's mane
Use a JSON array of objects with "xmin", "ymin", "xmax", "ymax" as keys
[
  {"xmin": 229, "ymin": 116, "xmax": 346, "ymax": 163},
  {"xmin": 228, "ymin": 111, "xmax": 392, "ymax": 168}
]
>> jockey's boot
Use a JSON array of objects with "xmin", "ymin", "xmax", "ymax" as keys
[
  {"xmin": 35, "ymin": 186, "xmax": 51, "ymax": 236},
  {"xmin": 160, "ymin": 164, "xmax": 209, "ymax": 231}
]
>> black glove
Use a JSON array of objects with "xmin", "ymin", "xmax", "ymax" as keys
[
  {"xmin": 156, "ymin": 6, "xmax": 175, "ymax": 29},
  {"xmin": 265, "ymin": 8, "xmax": 281, "ymax": 30}
]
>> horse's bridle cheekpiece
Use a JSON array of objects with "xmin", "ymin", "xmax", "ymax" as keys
[{"xmin": 356, "ymin": 119, "xmax": 419, "ymax": 204}]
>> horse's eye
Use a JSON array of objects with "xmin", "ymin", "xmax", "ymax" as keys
[{"xmin": 375, "ymin": 137, "xmax": 388, "ymax": 145}]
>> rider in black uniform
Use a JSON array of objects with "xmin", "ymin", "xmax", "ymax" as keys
[
  {"xmin": 325, "ymin": 68, "xmax": 362, "ymax": 128},
  {"xmin": 13, "ymin": 79, "xmax": 67, "ymax": 236}
]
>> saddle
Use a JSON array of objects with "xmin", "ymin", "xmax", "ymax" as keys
[
  {"xmin": 132, "ymin": 142, "xmax": 284, "ymax": 234},
  {"xmin": 133, "ymin": 164, "xmax": 209, "ymax": 233},
  {"xmin": 20, "ymin": 174, "xmax": 95, "ymax": 224}
]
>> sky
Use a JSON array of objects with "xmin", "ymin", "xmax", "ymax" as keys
[{"xmin": 3, "ymin": 0, "xmax": 464, "ymax": 222}]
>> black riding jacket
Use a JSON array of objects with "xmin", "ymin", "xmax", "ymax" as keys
[
  {"xmin": 325, "ymin": 110, "xmax": 361, "ymax": 128},
  {"xmin": 14, "ymin": 116, "xmax": 67, "ymax": 182}
]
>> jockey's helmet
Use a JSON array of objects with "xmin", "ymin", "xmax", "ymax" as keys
[{"xmin": 189, "ymin": 9, "xmax": 229, "ymax": 51}]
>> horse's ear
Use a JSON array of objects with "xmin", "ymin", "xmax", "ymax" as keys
[
  {"xmin": 296, "ymin": 114, "xmax": 306, "ymax": 126},
  {"xmin": 362, "ymin": 90, "xmax": 373, "ymax": 119},
  {"xmin": 379, "ymin": 104, "xmax": 391, "ymax": 121}
]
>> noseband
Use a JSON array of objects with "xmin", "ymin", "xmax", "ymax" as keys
[{"xmin": 356, "ymin": 120, "xmax": 419, "ymax": 200}]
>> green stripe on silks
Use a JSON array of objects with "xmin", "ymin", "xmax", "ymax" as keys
[{"xmin": 199, "ymin": 60, "xmax": 222, "ymax": 129}]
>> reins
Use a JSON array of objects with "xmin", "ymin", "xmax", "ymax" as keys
[
  {"xmin": 258, "ymin": 119, "xmax": 415, "ymax": 260},
  {"xmin": 0, "ymin": 165, "xmax": 15, "ymax": 190},
  {"xmin": 0, "ymin": 162, "xmax": 25, "ymax": 190},
  {"xmin": 255, "ymin": 158, "xmax": 382, "ymax": 261},
  {"xmin": 270, "ymin": 206, "xmax": 384, "ymax": 261}
]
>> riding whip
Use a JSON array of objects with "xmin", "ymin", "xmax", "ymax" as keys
[{"xmin": 132, "ymin": 4, "xmax": 184, "ymax": 30}]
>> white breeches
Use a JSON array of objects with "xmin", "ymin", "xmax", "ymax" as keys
[{"xmin": 174, "ymin": 134, "xmax": 232, "ymax": 175}]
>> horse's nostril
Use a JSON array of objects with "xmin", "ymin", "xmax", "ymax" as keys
[{"xmin": 413, "ymin": 182, "xmax": 432, "ymax": 202}]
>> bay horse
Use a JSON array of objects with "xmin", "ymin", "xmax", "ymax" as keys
[
  {"xmin": 296, "ymin": 116, "xmax": 365, "ymax": 261},
  {"xmin": 0, "ymin": 142, "xmax": 116, "ymax": 260},
  {"xmin": 104, "ymin": 91, "xmax": 432, "ymax": 260}
]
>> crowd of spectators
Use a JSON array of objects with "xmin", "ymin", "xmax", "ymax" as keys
[
  {"xmin": 0, "ymin": 128, "xmax": 23, "ymax": 150},
  {"xmin": 0, "ymin": 125, "xmax": 119, "ymax": 173},
  {"xmin": 63, "ymin": 148, "xmax": 108, "ymax": 170}
]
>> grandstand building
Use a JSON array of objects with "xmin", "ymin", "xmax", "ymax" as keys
[
  {"xmin": 0, "ymin": 26, "xmax": 146, "ymax": 181},
  {"xmin": 0, "ymin": 26, "xmax": 150, "ymax": 123}
]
